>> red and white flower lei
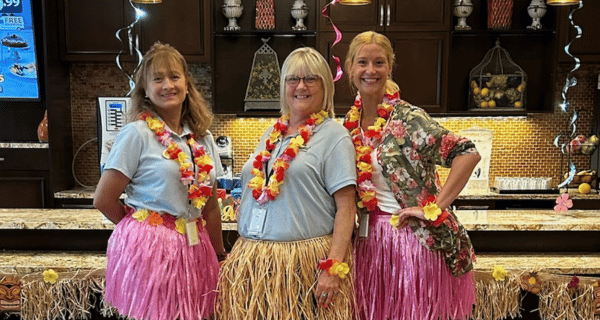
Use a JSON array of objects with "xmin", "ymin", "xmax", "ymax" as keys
[
  {"xmin": 141, "ymin": 112, "xmax": 213, "ymax": 210},
  {"xmin": 248, "ymin": 110, "xmax": 328, "ymax": 204},
  {"xmin": 343, "ymin": 89, "xmax": 400, "ymax": 211}
]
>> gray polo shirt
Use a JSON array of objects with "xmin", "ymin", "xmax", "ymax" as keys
[
  {"xmin": 238, "ymin": 118, "xmax": 356, "ymax": 241},
  {"xmin": 103, "ymin": 119, "xmax": 223, "ymax": 220}
]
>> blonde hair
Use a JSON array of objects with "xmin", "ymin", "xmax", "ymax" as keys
[
  {"xmin": 344, "ymin": 31, "xmax": 400, "ymax": 94},
  {"xmin": 280, "ymin": 47, "xmax": 335, "ymax": 118},
  {"xmin": 130, "ymin": 42, "xmax": 213, "ymax": 137}
]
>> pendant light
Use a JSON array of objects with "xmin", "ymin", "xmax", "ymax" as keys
[
  {"xmin": 132, "ymin": 0, "xmax": 162, "ymax": 3},
  {"xmin": 546, "ymin": 0, "xmax": 580, "ymax": 5},
  {"xmin": 339, "ymin": 0, "xmax": 371, "ymax": 5}
]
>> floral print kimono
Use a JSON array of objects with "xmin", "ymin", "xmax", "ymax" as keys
[{"xmin": 377, "ymin": 99, "xmax": 478, "ymax": 277}]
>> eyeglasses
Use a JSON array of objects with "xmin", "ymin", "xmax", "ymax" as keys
[{"xmin": 285, "ymin": 75, "xmax": 320, "ymax": 86}]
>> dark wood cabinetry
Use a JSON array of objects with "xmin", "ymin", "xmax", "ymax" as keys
[
  {"xmin": 319, "ymin": 0, "xmax": 450, "ymax": 32},
  {"xmin": 0, "ymin": 0, "xmax": 72, "ymax": 208},
  {"xmin": 557, "ymin": 1, "xmax": 600, "ymax": 63},
  {"xmin": 447, "ymin": 0, "xmax": 559, "ymax": 114},
  {"xmin": 59, "ymin": 0, "xmax": 211, "ymax": 62},
  {"xmin": 317, "ymin": 31, "xmax": 448, "ymax": 114},
  {"xmin": 318, "ymin": 0, "xmax": 560, "ymax": 115},
  {"xmin": 317, "ymin": 0, "xmax": 450, "ymax": 114},
  {"xmin": 212, "ymin": 1, "xmax": 317, "ymax": 115},
  {"xmin": 0, "ymin": 149, "xmax": 50, "ymax": 208}
]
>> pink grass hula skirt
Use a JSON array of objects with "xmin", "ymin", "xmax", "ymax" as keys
[
  {"xmin": 354, "ymin": 207, "xmax": 475, "ymax": 320},
  {"xmin": 105, "ymin": 207, "xmax": 219, "ymax": 320}
]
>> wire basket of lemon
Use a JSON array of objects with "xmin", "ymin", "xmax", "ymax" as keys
[{"xmin": 468, "ymin": 39, "xmax": 526, "ymax": 111}]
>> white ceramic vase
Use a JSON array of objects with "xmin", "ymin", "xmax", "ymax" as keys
[
  {"xmin": 291, "ymin": 0, "xmax": 308, "ymax": 31},
  {"xmin": 222, "ymin": 0, "xmax": 243, "ymax": 31},
  {"xmin": 527, "ymin": 0, "xmax": 547, "ymax": 30},
  {"xmin": 453, "ymin": 0, "xmax": 473, "ymax": 30}
]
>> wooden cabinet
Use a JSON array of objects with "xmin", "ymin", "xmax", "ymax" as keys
[
  {"xmin": 0, "ymin": 148, "xmax": 51, "ymax": 208},
  {"xmin": 319, "ymin": 0, "xmax": 450, "ymax": 32},
  {"xmin": 318, "ymin": 31, "xmax": 448, "ymax": 114},
  {"xmin": 557, "ymin": 1, "xmax": 600, "ymax": 63},
  {"xmin": 317, "ymin": 0, "xmax": 450, "ymax": 114},
  {"xmin": 318, "ymin": 0, "xmax": 560, "ymax": 115},
  {"xmin": 0, "ymin": 0, "xmax": 73, "ymax": 208},
  {"xmin": 59, "ymin": 0, "xmax": 211, "ymax": 62},
  {"xmin": 212, "ymin": 0, "xmax": 317, "ymax": 115},
  {"xmin": 447, "ymin": 0, "xmax": 559, "ymax": 114}
]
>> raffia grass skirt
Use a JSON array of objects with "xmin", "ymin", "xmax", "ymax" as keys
[
  {"xmin": 105, "ymin": 212, "xmax": 219, "ymax": 320},
  {"xmin": 354, "ymin": 209, "xmax": 476, "ymax": 320},
  {"xmin": 216, "ymin": 235, "xmax": 354, "ymax": 320}
]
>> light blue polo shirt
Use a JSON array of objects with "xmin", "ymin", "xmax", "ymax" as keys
[
  {"xmin": 103, "ymin": 119, "xmax": 223, "ymax": 220},
  {"xmin": 238, "ymin": 118, "xmax": 357, "ymax": 241}
]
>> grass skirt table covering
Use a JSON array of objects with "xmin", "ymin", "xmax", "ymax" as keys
[
  {"xmin": 216, "ymin": 235, "xmax": 355, "ymax": 320},
  {"xmin": 105, "ymin": 211, "xmax": 219, "ymax": 320},
  {"xmin": 353, "ymin": 210, "xmax": 476, "ymax": 320}
]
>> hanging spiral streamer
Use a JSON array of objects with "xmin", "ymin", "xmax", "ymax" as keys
[
  {"xmin": 558, "ymin": 1, "xmax": 583, "ymax": 112},
  {"xmin": 556, "ymin": 1, "xmax": 584, "ymax": 189},
  {"xmin": 115, "ymin": 0, "xmax": 146, "ymax": 96},
  {"xmin": 321, "ymin": 0, "xmax": 344, "ymax": 82}
]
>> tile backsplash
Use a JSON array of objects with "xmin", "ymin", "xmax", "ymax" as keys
[{"xmin": 70, "ymin": 62, "xmax": 600, "ymax": 189}]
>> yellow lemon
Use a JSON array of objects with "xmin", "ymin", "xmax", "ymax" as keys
[
  {"xmin": 480, "ymin": 88, "xmax": 489, "ymax": 97},
  {"xmin": 578, "ymin": 183, "xmax": 591, "ymax": 194},
  {"xmin": 480, "ymin": 101, "xmax": 488, "ymax": 108},
  {"xmin": 488, "ymin": 100, "xmax": 496, "ymax": 108},
  {"xmin": 514, "ymin": 101, "xmax": 523, "ymax": 108},
  {"xmin": 473, "ymin": 87, "xmax": 481, "ymax": 95}
]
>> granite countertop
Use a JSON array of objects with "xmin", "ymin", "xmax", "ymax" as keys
[
  {"xmin": 0, "ymin": 142, "xmax": 49, "ymax": 148},
  {"xmin": 1, "ymin": 208, "xmax": 599, "ymax": 232},
  {"xmin": 0, "ymin": 209, "xmax": 239, "ymax": 231},
  {"xmin": 2, "ymin": 251, "xmax": 600, "ymax": 276},
  {"xmin": 55, "ymin": 187, "xmax": 600, "ymax": 200}
]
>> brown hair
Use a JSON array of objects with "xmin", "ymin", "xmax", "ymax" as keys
[
  {"xmin": 130, "ymin": 42, "xmax": 213, "ymax": 136},
  {"xmin": 344, "ymin": 31, "xmax": 400, "ymax": 94}
]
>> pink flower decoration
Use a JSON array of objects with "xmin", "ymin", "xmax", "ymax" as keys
[{"xmin": 554, "ymin": 193, "xmax": 573, "ymax": 212}]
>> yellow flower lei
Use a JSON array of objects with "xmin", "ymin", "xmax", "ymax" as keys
[
  {"xmin": 249, "ymin": 110, "xmax": 328, "ymax": 204},
  {"xmin": 142, "ymin": 113, "xmax": 213, "ymax": 210},
  {"xmin": 343, "ymin": 89, "xmax": 399, "ymax": 211}
]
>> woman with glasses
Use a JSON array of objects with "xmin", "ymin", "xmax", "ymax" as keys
[
  {"xmin": 344, "ymin": 31, "xmax": 480, "ymax": 320},
  {"xmin": 217, "ymin": 47, "xmax": 357, "ymax": 320}
]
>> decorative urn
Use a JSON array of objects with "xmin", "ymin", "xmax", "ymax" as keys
[
  {"xmin": 222, "ymin": 0, "xmax": 243, "ymax": 31},
  {"xmin": 291, "ymin": 0, "xmax": 309, "ymax": 31}
]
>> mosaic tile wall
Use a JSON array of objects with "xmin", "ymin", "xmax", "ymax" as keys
[{"xmin": 69, "ymin": 62, "xmax": 599, "ymax": 189}]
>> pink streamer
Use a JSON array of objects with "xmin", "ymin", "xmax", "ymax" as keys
[{"xmin": 321, "ymin": 0, "xmax": 344, "ymax": 81}]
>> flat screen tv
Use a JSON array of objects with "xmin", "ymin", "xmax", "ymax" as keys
[{"xmin": 0, "ymin": 0, "xmax": 39, "ymax": 100}]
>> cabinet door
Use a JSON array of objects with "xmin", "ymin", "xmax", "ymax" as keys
[
  {"xmin": 558, "ymin": 2, "xmax": 600, "ymax": 62},
  {"xmin": 59, "ymin": 0, "xmax": 130, "ymax": 61},
  {"xmin": 318, "ymin": 0, "xmax": 384, "ymax": 32},
  {"xmin": 388, "ymin": 32, "xmax": 448, "ymax": 113},
  {"xmin": 386, "ymin": 0, "xmax": 450, "ymax": 32},
  {"xmin": 318, "ymin": 32, "xmax": 448, "ymax": 114},
  {"xmin": 140, "ymin": 0, "xmax": 211, "ymax": 62},
  {"xmin": 0, "ymin": 175, "xmax": 47, "ymax": 208}
]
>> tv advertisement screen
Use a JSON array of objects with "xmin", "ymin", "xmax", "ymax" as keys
[{"xmin": 0, "ymin": 0, "xmax": 39, "ymax": 100}]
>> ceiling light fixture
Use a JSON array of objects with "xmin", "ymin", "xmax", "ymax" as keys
[
  {"xmin": 339, "ymin": 0, "xmax": 371, "ymax": 5},
  {"xmin": 547, "ymin": 0, "xmax": 580, "ymax": 6},
  {"xmin": 132, "ymin": 0, "xmax": 162, "ymax": 3}
]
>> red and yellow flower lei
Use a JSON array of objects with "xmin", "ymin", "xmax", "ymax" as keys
[
  {"xmin": 141, "ymin": 112, "xmax": 213, "ymax": 210},
  {"xmin": 248, "ymin": 110, "xmax": 328, "ymax": 204},
  {"xmin": 343, "ymin": 89, "xmax": 399, "ymax": 211}
]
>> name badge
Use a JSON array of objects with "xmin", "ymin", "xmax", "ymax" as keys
[
  {"xmin": 186, "ymin": 221, "xmax": 200, "ymax": 246},
  {"xmin": 358, "ymin": 213, "xmax": 369, "ymax": 238},
  {"xmin": 247, "ymin": 207, "xmax": 267, "ymax": 236}
]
